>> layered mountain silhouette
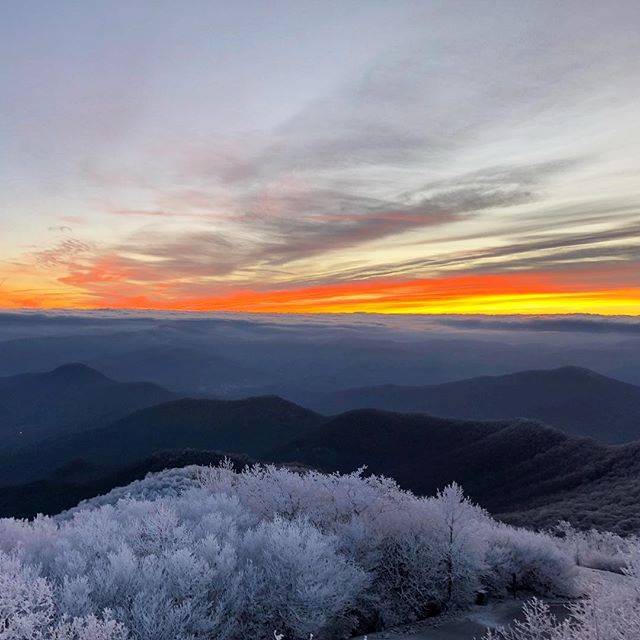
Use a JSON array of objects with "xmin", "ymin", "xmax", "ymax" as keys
[
  {"xmin": 3, "ymin": 362, "xmax": 640, "ymax": 533},
  {"xmin": 0, "ymin": 363, "xmax": 176, "ymax": 448},
  {"xmin": 89, "ymin": 345, "xmax": 263, "ymax": 395},
  {"xmin": 0, "ymin": 335, "xmax": 264, "ymax": 396},
  {"xmin": 306, "ymin": 366, "xmax": 640, "ymax": 443},
  {"xmin": 0, "ymin": 392, "xmax": 636, "ymax": 532},
  {"xmin": 0, "ymin": 395, "xmax": 322, "ymax": 484},
  {"xmin": 271, "ymin": 408, "xmax": 640, "ymax": 532}
]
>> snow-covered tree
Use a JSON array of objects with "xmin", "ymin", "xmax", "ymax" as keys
[
  {"xmin": 0, "ymin": 550, "xmax": 126, "ymax": 640},
  {"xmin": 426, "ymin": 483, "xmax": 488, "ymax": 605},
  {"xmin": 484, "ymin": 547, "xmax": 640, "ymax": 640},
  {"xmin": 484, "ymin": 525, "xmax": 578, "ymax": 597},
  {"xmin": 0, "ymin": 551, "xmax": 54, "ymax": 640},
  {"xmin": 0, "ymin": 463, "xmax": 578, "ymax": 639}
]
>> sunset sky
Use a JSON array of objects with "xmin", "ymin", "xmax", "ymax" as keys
[{"xmin": 1, "ymin": 1, "xmax": 639, "ymax": 315}]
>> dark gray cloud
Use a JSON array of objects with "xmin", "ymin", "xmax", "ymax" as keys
[
  {"xmin": 433, "ymin": 316, "xmax": 640, "ymax": 335},
  {"xmin": 307, "ymin": 219, "xmax": 640, "ymax": 283},
  {"xmin": 110, "ymin": 160, "xmax": 551, "ymax": 281},
  {"xmin": 116, "ymin": 231, "xmax": 240, "ymax": 279},
  {"xmin": 247, "ymin": 184, "xmax": 535, "ymax": 266}
]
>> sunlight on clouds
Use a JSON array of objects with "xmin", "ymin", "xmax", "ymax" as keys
[{"xmin": 1, "ymin": 1, "xmax": 639, "ymax": 314}]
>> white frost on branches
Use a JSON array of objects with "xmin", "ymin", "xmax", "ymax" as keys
[
  {"xmin": 0, "ymin": 463, "xmax": 578, "ymax": 639},
  {"xmin": 484, "ymin": 549, "xmax": 640, "ymax": 639}
]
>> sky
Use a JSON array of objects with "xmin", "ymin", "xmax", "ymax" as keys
[{"xmin": 1, "ymin": 0, "xmax": 639, "ymax": 315}]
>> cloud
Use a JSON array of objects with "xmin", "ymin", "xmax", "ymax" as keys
[
  {"xmin": 32, "ymin": 239, "xmax": 94, "ymax": 270},
  {"xmin": 244, "ymin": 182, "xmax": 535, "ymax": 266},
  {"xmin": 307, "ymin": 215, "xmax": 640, "ymax": 284},
  {"xmin": 115, "ymin": 230, "xmax": 240, "ymax": 279},
  {"xmin": 71, "ymin": 9, "xmax": 636, "ymax": 303},
  {"xmin": 70, "ymin": 160, "xmax": 544, "ymax": 292},
  {"xmin": 4, "ymin": 2, "xmax": 639, "ymax": 313},
  {"xmin": 24, "ymin": 152, "xmax": 630, "ymax": 309},
  {"xmin": 209, "ymin": 6, "xmax": 637, "ymax": 188},
  {"xmin": 433, "ymin": 315, "xmax": 640, "ymax": 335}
]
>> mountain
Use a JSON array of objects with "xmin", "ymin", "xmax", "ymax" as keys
[
  {"xmin": 3, "ymin": 385, "xmax": 640, "ymax": 533},
  {"xmin": 0, "ymin": 363, "xmax": 176, "ymax": 448},
  {"xmin": 271, "ymin": 408, "xmax": 640, "ymax": 534},
  {"xmin": 0, "ymin": 334, "xmax": 265, "ymax": 397},
  {"xmin": 498, "ymin": 439, "xmax": 640, "ymax": 534},
  {"xmin": 308, "ymin": 366, "xmax": 640, "ymax": 443},
  {"xmin": 88, "ymin": 345, "xmax": 263, "ymax": 396},
  {"xmin": 0, "ymin": 395, "xmax": 323, "ymax": 484},
  {"xmin": 0, "ymin": 449, "xmax": 253, "ymax": 519}
]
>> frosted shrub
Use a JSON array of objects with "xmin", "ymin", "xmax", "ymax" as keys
[
  {"xmin": 425, "ymin": 484, "xmax": 489, "ymax": 604},
  {"xmin": 239, "ymin": 517, "xmax": 369, "ymax": 637},
  {"xmin": 368, "ymin": 483, "xmax": 491, "ymax": 626},
  {"xmin": 0, "ymin": 551, "xmax": 126, "ymax": 640},
  {"xmin": 484, "ymin": 546, "xmax": 640, "ymax": 640},
  {"xmin": 51, "ymin": 614, "xmax": 128, "ymax": 640},
  {"xmin": 484, "ymin": 525, "xmax": 577, "ymax": 597},
  {"xmin": 483, "ymin": 598, "xmax": 572, "ymax": 640},
  {"xmin": 554, "ymin": 521, "xmax": 635, "ymax": 573},
  {"xmin": 197, "ymin": 466, "xmax": 501, "ymax": 625},
  {"xmin": 0, "ymin": 464, "xmax": 577, "ymax": 639},
  {"xmin": 0, "ymin": 551, "xmax": 54, "ymax": 640},
  {"xmin": 371, "ymin": 530, "xmax": 442, "ymax": 625},
  {"xmin": 483, "ymin": 589, "xmax": 640, "ymax": 640}
]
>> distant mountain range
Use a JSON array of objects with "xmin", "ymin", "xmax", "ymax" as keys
[
  {"xmin": 0, "ymin": 363, "xmax": 176, "ymax": 447},
  {"xmin": 2, "ymin": 362, "xmax": 640, "ymax": 533},
  {"xmin": 0, "ymin": 334, "xmax": 264, "ymax": 396},
  {"xmin": 303, "ymin": 366, "xmax": 640, "ymax": 443},
  {"xmin": 0, "ymin": 392, "xmax": 322, "ymax": 485},
  {"xmin": 271, "ymin": 408, "xmax": 640, "ymax": 534}
]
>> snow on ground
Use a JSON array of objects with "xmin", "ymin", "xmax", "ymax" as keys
[
  {"xmin": 356, "ymin": 568, "xmax": 627, "ymax": 640},
  {"xmin": 355, "ymin": 598, "xmax": 569, "ymax": 640}
]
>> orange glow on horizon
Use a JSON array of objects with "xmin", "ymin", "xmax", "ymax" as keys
[{"xmin": 1, "ymin": 270, "xmax": 639, "ymax": 316}]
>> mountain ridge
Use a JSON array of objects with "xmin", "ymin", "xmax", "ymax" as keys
[
  {"xmin": 0, "ymin": 394, "xmax": 323, "ymax": 484},
  {"xmin": 0, "ymin": 363, "xmax": 177, "ymax": 448},
  {"xmin": 303, "ymin": 365, "xmax": 640, "ymax": 443},
  {"xmin": 270, "ymin": 407, "xmax": 640, "ymax": 532},
  {"xmin": 3, "ymin": 363, "xmax": 640, "ymax": 533}
]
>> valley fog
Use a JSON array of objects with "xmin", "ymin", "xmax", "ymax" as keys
[{"xmin": 1, "ymin": 311, "xmax": 639, "ymax": 398}]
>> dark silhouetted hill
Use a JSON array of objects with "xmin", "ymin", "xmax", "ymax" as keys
[
  {"xmin": 0, "ymin": 363, "xmax": 176, "ymax": 447},
  {"xmin": 0, "ymin": 396, "xmax": 323, "ymax": 484},
  {"xmin": 3, "ymin": 389, "xmax": 640, "ymax": 534},
  {"xmin": 271, "ymin": 408, "xmax": 640, "ymax": 534},
  {"xmin": 310, "ymin": 366, "xmax": 640, "ymax": 443}
]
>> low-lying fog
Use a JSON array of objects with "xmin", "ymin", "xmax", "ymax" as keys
[{"xmin": 1, "ymin": 311, "xmax": 639, "ymax": 397}]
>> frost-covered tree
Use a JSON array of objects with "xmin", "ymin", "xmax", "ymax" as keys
[
  {"xmin": 240, "ymin": 517, "xmax": 369, "ymax": 638},
  {"xmin": 0, "ymin": 463, "xmax": 578, "ymax": 639},
  {"xmin": 0, "ymin": 550, "xmax": 126, "ymax": 640},
  {"xmin": 484, "ymin": 548, "xmax": 640, "ymax": 640},
  {"xmin": 484, "ymin": 525, "xmax": 578, "ymax": 597},
  {"xmin": 553, "ymin": 521, "xmax": 635, "ymax": 573},
  {"xmin": 426, "ymin": 483, "xmax": 488, "ymax": 605},
  {"xmin": 0, "ymin": 551, "xmax": 54, "ymax": 640}
]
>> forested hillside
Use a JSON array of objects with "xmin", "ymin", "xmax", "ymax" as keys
[
  {"xmin": 309, "ymin": 366, "xmax": 640, "ymax": 443},
  {"xmin": 0, "ymin": 363, "xmax": 175, "ymax": 447}
]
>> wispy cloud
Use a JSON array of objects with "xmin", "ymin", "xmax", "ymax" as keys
[{"xmin": 2, "ymin": 1, "xmax": 639, "ymax": 313}]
